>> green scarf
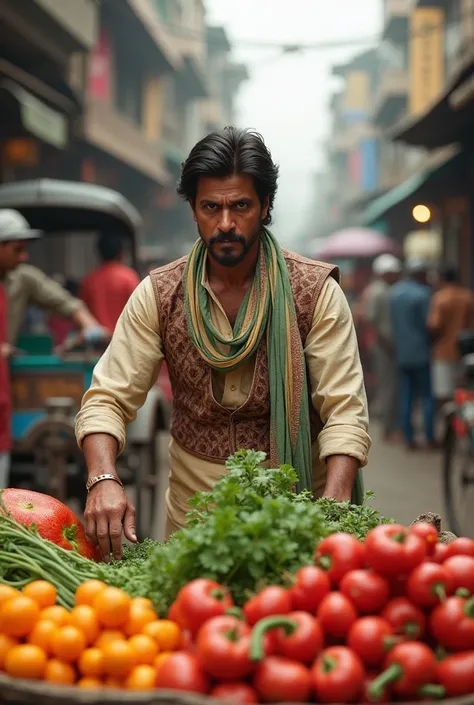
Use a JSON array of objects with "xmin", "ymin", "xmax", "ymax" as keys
[{"xmin": 183, "ymin": 227, "xmax": 364, "ymax": 502}]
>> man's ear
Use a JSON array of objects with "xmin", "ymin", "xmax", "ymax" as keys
[{"xmin": 261, "ymin": 196, "xmax": 270, "ymax": 223}]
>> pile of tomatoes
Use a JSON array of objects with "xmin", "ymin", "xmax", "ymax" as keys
[
  {"xmin": 0, "ymin": 579, "xmax": 182, "ymax": 690},
  {"xmin": 161, "ymin": 525, "xmax": 474, "ymax": 704}
]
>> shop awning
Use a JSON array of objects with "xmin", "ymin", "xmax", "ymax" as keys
[
  {"xmin": 390, "ymin": 52, "xmax": 474, "ymax": 148},
  {"xmin": 361, "ymin": 146, "xmax": 461, "ymax": 225}
]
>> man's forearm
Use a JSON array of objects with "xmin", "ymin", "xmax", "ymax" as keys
[
  {"xmin": 323, "ymin": 455, "xmax": 359, "ymax": 502},
  {"xmin": 72, "ymin": 307, "xmax": 98, "ymax": 330},
  {"xmin": 82, "ymin": 433, "xmax": 119, "ymax": 480}
]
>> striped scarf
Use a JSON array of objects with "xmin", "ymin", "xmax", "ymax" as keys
[{"xmin": 184, "ymin": 227, "xmax": 364, "ymax": 501}]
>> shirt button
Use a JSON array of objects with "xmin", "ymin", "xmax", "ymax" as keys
[{"xmin": 230, "ymin": 384, "xmax": 237, "ymax": 391}]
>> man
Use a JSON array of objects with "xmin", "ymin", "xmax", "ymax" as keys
[
  {"xmin": 366, "ymin": 254, "xmax": 402, "ymax": 441},
  {"xmin": 0, "ymin": 209, "xmax": 102, "ymax": 347},
  {"xmin": 390, "ymin": 259, "xmax": 435, "ymax": 450},
  {"xmin": 80, "ymin": 232, "xmax": 140, "ymax": 333},
  {"xmin": 76, "ymin": 127, "xmax": 371, "ymax": 561},
  {"xmin": 428, "ymin": 266, "xmax": 474, "ymax": 406}
]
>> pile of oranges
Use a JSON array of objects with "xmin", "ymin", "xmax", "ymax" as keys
[{"xmin": 0, "ymin": 580, "xmax": 182, "ymax": 690}]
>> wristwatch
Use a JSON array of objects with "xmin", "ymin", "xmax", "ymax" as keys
[{"xmin": 86, "ymin": 474, "xmax": 124, "ymax": 493}]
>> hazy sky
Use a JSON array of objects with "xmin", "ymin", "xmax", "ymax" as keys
[{"xmin": 205, "ymin": 0, "xmax": 382, "ymax": 246}]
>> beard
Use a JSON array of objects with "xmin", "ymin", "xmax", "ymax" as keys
[{"xmin": 200, "ymin": 226, "xmax": 261, "ymax": 267}]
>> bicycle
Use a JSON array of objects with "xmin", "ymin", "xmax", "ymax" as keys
[{"xmin": 442, "ymin": 331, "xmax": 474, "ymax": 538}]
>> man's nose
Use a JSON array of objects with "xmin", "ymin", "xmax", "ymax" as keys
[
  {"xmin": 19, "ymin": 251, "xmax": 29, "ymax": 263},
  {"xmin": 218, "ymin": 208, "xmax": 235, "ymax": 232}
]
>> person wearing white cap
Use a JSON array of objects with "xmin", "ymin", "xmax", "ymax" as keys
[{"xmin": 366, "ymin": 254, "xmax": 402, "ymax": 441}]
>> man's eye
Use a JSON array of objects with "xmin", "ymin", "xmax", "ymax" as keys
[
  {"xmin": 204, "ymin": 204, "xmax": 217, "ymax": 211},
  {"xmin": 235, "ymin": 202, "xmax": 248, "ymax": 210}
]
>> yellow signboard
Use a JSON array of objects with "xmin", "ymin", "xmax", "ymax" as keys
[
  {"xmin": 344, "ymin": 71, "xmax": 371, "ymax": 114},
  {"xmin": 409, "ymin": 7, "xmax": 445, "ymax": 116}
]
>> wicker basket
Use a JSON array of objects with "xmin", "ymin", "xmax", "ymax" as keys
[{"xmin": 0, "ymin": 676, "xmax": 473, "ymax": 705}]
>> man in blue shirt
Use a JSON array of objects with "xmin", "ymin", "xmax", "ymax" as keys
[{"xmin": 390, "ymin": 259, "xmax": 435, "ymax": 450}]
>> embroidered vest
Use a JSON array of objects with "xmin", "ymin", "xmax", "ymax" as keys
[{"xmin": 150, "ymin": 250, "xmax": 339, "ymax": 463}]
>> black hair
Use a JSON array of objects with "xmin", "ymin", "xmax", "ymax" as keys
[
  {"xmin": 97, "ymin": 232, "xmax": 124, "ymax": 262},
  {"xmin": 177, "ymin": 126, "xmax": 279, "ymax": 226},
  {"xmin": 442, "ymin": 266, "xmax": 458, "ymax": 283}
]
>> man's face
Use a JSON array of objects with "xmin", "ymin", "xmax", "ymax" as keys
[
  {"xmin": 0, "ymin": 240, "xmax": 29, "ymax": 274},
  {"xmin": 383, "ymin": 271, "xmax": 399, "ymax": 286},
  {"xmin": 193, "ymin": 174, "xmax": 269, "ymax": 267}
]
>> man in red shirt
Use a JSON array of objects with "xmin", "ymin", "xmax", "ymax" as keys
[
  {"xmin": 0, "ymin": 210, "xmax": 41, "ymax": 488},
  {"xmin": 80, "ymin": 233, "xmax": 140, "ymax": 333}
]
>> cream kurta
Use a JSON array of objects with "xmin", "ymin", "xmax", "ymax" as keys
[{"xmin": 76, "ymin": 273, "xmax": 371, "ymax": 535}]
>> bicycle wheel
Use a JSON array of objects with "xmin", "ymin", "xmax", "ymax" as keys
[{"xmin": 443, "ymin": 421, "xmax": 474, "ymax": 538}]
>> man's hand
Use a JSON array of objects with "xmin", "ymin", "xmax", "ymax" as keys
[
  {"xmin": 84, "ymin": 480, "xmax": 137, "ymax": 562},
  {"xmin": 322, "ymin": 455, "xmax": 359, "ymax": 502}
]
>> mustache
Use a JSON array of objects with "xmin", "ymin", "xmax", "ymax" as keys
[{"xmin": 209, "ymin": 232, "xmax": 245, "ymax": 246}]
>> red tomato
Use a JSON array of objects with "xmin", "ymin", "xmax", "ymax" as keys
[
  {"xmin": 409, "ymin": 522, "xmax": 439, "ymax": 554},
  {"xmin": 317, "ymin": 592, "xmax": 358, "ymax": 639},
  {"xmin": 381, "ymin": 598, "xmax": 426, "ymax": 639},
  {"xmin": 340, "ymin": 570, "xmax": 390, "ymax": 614},
  {"xmin": 368, "ymin": 642, "xmax": 436, "ymax": 699},
  {"xmin": 436, "ymin": 651, "xmax": 474, "ymax": 697},
  {"xmin": 176, "ymin": 579, "xmax": 234, "ymax": 636},
  {"xmin": 253, "ymin": 656, "xmax": 311, "ymax": 703},
  {"xmin": 1, "ymin": 488, "xmax": 100, "ymax": 560},
  {"xmin": 289, "ymin": 566, "xmax": 331, "ymax": 613},
  {"xmin": 274, "ymin": 611, "xmax": 324, "ymax": 664},
  {"xmin": 195, "ymin": 616, "xmax": 253, "ymax": 681},
  {"xmin": 430, "ymin": 596, "xmax": 474, "ymax": 651},
  {"xmin": 445, "ymin": 537, "xmax": 474, "ymax": 559},
  {"xmin": 168, "ymin": 600, "xmax": 186, "ymax": 628},
  {"xmin": 315, "ymin": 533, "xmax": 365, "ymax": 585},
  {"xmin": 443, "ymin": 555, "xmax": 474, "ymax": 595},
  {"xmin": 364, "ymin": 525, "xmax": 426, "ymax": 578},
  {"xmin": 406, "ymin": 562, "xmax": 454, "ymax": 608},
  {"xmin": 429, "ymin": 542, "xmax": 449, "ymax": 564},
  {"xmin": 210, "ymin": 683, "xmax": 259, "ymax": 704},
  {"xmin": 243, "ymin": 587, "xmax": 291, "ymax": 627},
  {"xmin": 312, "ymin": 646, "xmax": 365, "ymax": 703},
  {"xmin": 155, "ymin": 651, "xmax": 209, "ymax": 693},
  {"xmin": 347, "ymin": 617, "xmax": 398, "ymax": 669}
]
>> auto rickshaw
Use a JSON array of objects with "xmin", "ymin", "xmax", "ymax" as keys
[{"xmin": 0, "ymin": 178, "xmax": 170, "ymax": 540}]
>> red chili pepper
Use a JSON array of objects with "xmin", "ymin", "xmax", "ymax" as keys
[
  {"xmin": 369, "ymin": 642, "xmax": 439, "ymax": 700},
  {"xmin": 430, "ymin": 596, "xmax": 474, "ymax": 651},
  {"xmin": 253, "ymin": 656, "xmax": 312, "ymax": 703},
  {"xmin": 436, "ymin": 651, "xmax": 474, "ymax": 697},
  {"xmin": 364, "ymin": 525, "xmax": 427, "ymax": 578},
  {"xmin": 244, "ymin": 586, "xmax": 291, "ymax": 627},
  {"xmin": 289, "ymin": 566, "xmax": 331, "ymax": 613},
  {"xmin": 315, "ymin": 533, "xmax": 366, "ymax": 585},
  {"xmin": 273, "ymin": 611, "xmax": 324, "ymax": 664},
  {"xmin": 347, "ymin": 617, "xmax": 399, "ymax": 669},
  {"xmin": 406, "ymin": 562, "xmax": 454, "ymax": 608},
  {"xmin": 195, "ymin": 615, "xmax": 254, "ymax": 680},
  {"xmin": 176, "ymin": 579, "xmax": 234, "ymax": 636},
  {"xmin": 340, "ymin": 570, "xmax": 391, "ymax": 614},
  {"xmin": 311, "ymin": 646, "xmax": 365, "ymax": 704},
  {"xmin": 381, "ymin": 598, "xmax": 426, "ymax": 639}
]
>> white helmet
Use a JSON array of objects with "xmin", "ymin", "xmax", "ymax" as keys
[{"xmin": 372, "ymin": 254, "xmax": 402, "ymax": 276}]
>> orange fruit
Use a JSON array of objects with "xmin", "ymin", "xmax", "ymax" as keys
[
  {"xmin": 102, "ymin": 639, "xmax": 136, "ymax": 678},
  {"xmin": 154, "ymin": 651, "xmax": 172, "ymax": 669},
  {"xmin": 0, "ymin": 585, "xmax": 18, "ymax": 607},
  {"xmin": 93, "ymin": 587, "xmax": 131, "ymax": 629},
  {"xmin": 77, "ymin": 676, "xmax": 103, "ymax": 689},
  {"xmin": 28, "ymin": 620, "xmax": 58, "ymax": 655},
  {"xmin": 69, "ymin": 605, "xmax": 100, "ymax": 645},
  {"xmin": 51, "ymin": 625, "xmax": 87, "ymax": 663},
  {"xmin": 23, "ymin": 581, "xmax": 57, "ymax": 610},
  {"xmin": 0, "ymin": 634, "xmax": 17, "ymax": 670},
  {"xmin": 95, "ymin": 630, "xmax": 126, "ymax": 649},
  {"xmin": 75, "ymin": 580, "xmax": 107, "ymax": 607},
  {"xmin": 132, "ymin": 597, "xmax": 153, "ymax": 610},
  {"xmin": 125, "ymin": 664, "xmax": 156, "ymax": 690},
  {"xmin": 104, "ymin": 676, "xmax": 124, "ymax": 689},
  {"xmin": 78, "ymin": 647, "xmax": 105, "ymax": 678},
  {"xmin": 128, "ymin": 634, "xmax": 158, "ymax": 665},
  {"xmin": 0, "ymin": 595, "xmax": 40, "ymax": 638},
  {"xmin": 4, "ymin": 644, "xmax": 47, "ymax": 680},
  {"xmin": 123, "ymin": 601, "xmax": 156, "ymax": 636},
  {"xmin": 44, "ymin": 658, "xmax": 76, "ymax": 685},
  {"xmin": 143, "ymin": 619, "xmax": 182, "ymax": 651},
  {"xmin": 40, "ymin": 605, "xmax": 71, "ymax": 627}
]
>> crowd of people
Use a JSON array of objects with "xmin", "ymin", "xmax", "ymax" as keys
[{"xmin": 362, "ymin": 254, "xmax": 474, "ymax": 450}]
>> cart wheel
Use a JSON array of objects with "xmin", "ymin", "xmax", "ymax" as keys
[
  {"xmin": 443, "ymin": 422, "xmax": 474, "ymax": 538},
  {"xmin": 132, "ymin": 430, "xmax": 166, "ymax": 542}
]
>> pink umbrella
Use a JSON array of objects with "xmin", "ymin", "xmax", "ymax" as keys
[{"xmin": 313, "ymin": 228, "xmax": 402, "ymax": 260}]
